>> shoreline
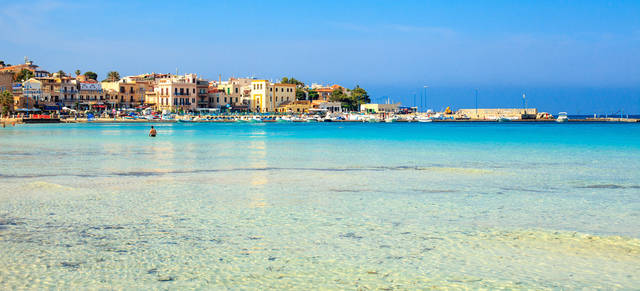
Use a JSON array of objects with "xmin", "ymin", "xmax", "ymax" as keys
[{"xmin": 3, "ymin": 117, "xmax": 638, "ymax": 124}]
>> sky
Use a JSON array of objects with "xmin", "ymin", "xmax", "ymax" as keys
[{"xmin": 1, "ymin": 0, "xmax": 639, "ymax": 114}]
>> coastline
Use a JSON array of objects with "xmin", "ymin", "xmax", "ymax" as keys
[{"xmin": 3, "ymin": 117, "xmax": 639, "ymax": 124}]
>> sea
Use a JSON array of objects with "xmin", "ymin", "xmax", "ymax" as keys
[{"xmin": 0, "ymin": 122, "xmax": 638, "ymax": 289}]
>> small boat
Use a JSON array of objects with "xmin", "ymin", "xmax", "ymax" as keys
[
  {"xmin": 384, "ymin": 117, "xmax": 398, "ymax": 123},
  {"xmin": 556, "ymin": 112, "xmax": 569, "ymax": 123},
  {"xmin": 497, "ymin": 116, "xmax": 511, "ymax": 122},
  {"xmin": 417, "ymin": 117, "xmax": 432, "ymax": 123}
]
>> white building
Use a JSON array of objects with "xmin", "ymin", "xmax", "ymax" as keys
[{"xmin": 153, "ymin": 74, "xmax": 199, "ymax": 111}]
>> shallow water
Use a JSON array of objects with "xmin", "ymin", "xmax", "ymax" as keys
[{"xmin": 0, "ymin": 122, "xmax": 639, "ymax": 289}]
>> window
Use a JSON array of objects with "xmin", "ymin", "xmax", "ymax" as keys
[
  {"xmin": 192, "ymin": 88, "xmax": 195, "ymax": 94},
  {"xmin": 224, "ymin": 97, "xmax": 227, "ymax": 103},
  {"xmin": 120, "ymin": 86, "xmax": 125, "ymax": 93},
  {"xmin": 217, "ymin": 97, "xmax": 219, "ymax": 103},
  {"xmin": 235, "ymin": 88, "xmax": 238, "ymax": 94}
]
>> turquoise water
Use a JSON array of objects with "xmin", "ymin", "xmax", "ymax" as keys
[{"xmin": 1, "ymin": 122, "xmax": 639, "ymax": 289}]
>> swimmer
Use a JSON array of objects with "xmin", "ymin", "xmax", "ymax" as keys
[{"xmin": 149, "ymin": 126, "xmax": 157, "ymax": 137}]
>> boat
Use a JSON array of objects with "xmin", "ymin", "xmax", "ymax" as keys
[
  {"xmin": 556, "ymin": 112, "xmax": 569, "ymax": 123},
  {"xmin": 497, "ymin": 116, "xmax": 511, "ymax": 122},
  {"xmin": 417, "ymin": 116, "xmax": 433, "ymax": 123}
]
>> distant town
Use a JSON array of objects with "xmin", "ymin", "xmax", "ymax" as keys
[{"xmin": 0, "ymin": 58, "xmax": 636, "ymax": 123}]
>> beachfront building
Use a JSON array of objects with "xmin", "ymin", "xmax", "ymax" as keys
[
  {"xmin": 196, "ymin": 79, "xmax": 210, "ymax": 108},
  {"xmin": 102, "ymin": 79, "xmax": 153, "ymax": 108},
  {"xmin": 218, "ymin": 78, "xmax": 252, "ymax": 107},
  {"xmin": 250, "ymin": 80, "xmax": 296, "ymax": 112},
  {"xmin": 77, "ymin": 81, "xmax": 104, "ymax": 109},
  {"xmin": 21, "ymin": 78, "xmax": 42, "ymax": 107},
  {"xmin": 456, "ymin": 108, "xmax": 538, "ymax": 120},
  {"xmin": 152, "ymin": 74, "xmax": 198, "ymax": 112},
  {"xmin": 0, "ymin": 72, "xmax": 12, "ymax": 93},
  {"xmin": 207, "ymin": 87, "xmax": 231, "ymax": 109},
  {"xmin": 317, "ymin": 101, "xmax": 343, "ymax": 113},
  {"xmin": 57, "ymin": 77, "xmax": 78, "ymax": 107},
  {"xmin": 360, "ymin": 103, "xmax": 401, "ymax": 113},
  {"xmin": 276, "ymin": 100, "xmax": 313, "ymax": 113}
]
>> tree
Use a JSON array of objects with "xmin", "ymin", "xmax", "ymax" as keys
[
  {"xmin": 329, "ymin": 86, "xmax": 370, "ymax": 111},
  {"xmin": 308, "ymin": 90, "xmax": 319, "ymax": 100},
  {"xmin": 0, "ymin": 90, "xmax": 13, "ymax": 115},
  {"xmin": 295, "ymin": 88, "xmax": 306, "ymax": 100},
  {"xmin": 281, "ymin": 77, "xmax": 304, "ymax": 87},
  {"xmin": 0, "ymin": 60, "xmax": 4, "ymax": 67},
  {"xmin": 75, "ymin": 70, "xmax": 81, "ymax": 76},
  {"xmin": 84, "ymin": 71, "xmax": 98, "ymax": 81},
  {"xmin": 350, "ymin": 85, "xmax": 370, "ymax": 105},
  {"xmin": 16, "ymin": 69, "xmax": 34, "ymax": 82},
  {"xmin": 57, "ymin": 70, "xmax": 66, "ymax": 77},
  {"xmin": 105, "ymin": 71, "xmax": 120, "ymax": 82}
]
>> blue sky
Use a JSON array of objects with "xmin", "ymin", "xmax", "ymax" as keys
[{"xmin": 1, "ymin": 0, "xmax": 639, "ymax": 113}]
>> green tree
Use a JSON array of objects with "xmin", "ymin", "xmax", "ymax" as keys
[
  {"xmin": 75, "ymin": 69, "xmax": 81, "ymax": 76},
  {"xmin": 57, "ymin": 70, "xmax": 66, "ymax": 77},
  {"xmin": 105, "ymin": 71, "xmax": 120, "ymax": 82},
  {"xmin": 0, "ymin": 90, "xmax": 13, "ymax": 115},
  {"xmin": 16, "ymin": 69, "xmax": 34, "ymax": 82},
  {"xmin": 84, "ymin": 71, "xmax": 98, "ymax": 80},
  {"xmin": 295, "ymin": 88, "xmax": 306, "ymax": 100},
  {"xmin": 281, "ymin": 77, "xmax": 304, "ymax": 87},
  {"xmin": 308, "ymin": 90, "xmax": 319, "ymax": 100},
  {"xmin": 350, "ymin": 85, "xmax": 370, "ymax": 105},
  {"xmin": 0, "ymin": 60, "xmax": 4, "ymax": 67},
  {"xmin": 329, "ymin": 86, "xmax": 370, "ymax": 111}
]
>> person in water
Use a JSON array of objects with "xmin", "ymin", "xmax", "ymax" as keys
[{"xmin": 149, "ymin": 126, "xmax": 157, "ymax": 137}]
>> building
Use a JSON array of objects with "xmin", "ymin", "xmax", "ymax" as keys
[
  {"xmin": 276, "ymin": 100, "xmax": 313, "ymax": 113},
  {"xmin": 0, "ymin": 58, "xmax": 50, "ymax": 79},
  {"xmin": 196, "ymin": 79, "xmax": 210, "ymax": 108},
  {"xmin": 21, "ymin": 78, "xmax": 42, "ymax": 108},
  {"xmin": 317, "ymin": 101, "xmax": 343, "ymax": 113},
  {"xmin": 0, "ymin": 72, "xmax": 12, "ymax": 93},
  {"xmin": 102, "ymin": 79, "xmax": 153, "ymax": 108},
  {"xmin": 152, "ymin": 74, "xmax": 198, "ymax": 112},
  {"xmin": 313, "ymin": 84, "xmax": 346, "ymax": 101},
  {"xmin": 360, "ymin": 103, "xmax": 401, "ymax": 113},
  {"xmin": 250, "ymin": 80, "xmax": 296, "ymax": 112},
  {"xmin": 218, "ymin": 78, "xmax": 252, "ymax": 107},
  {"xmin": 456, "ymin": 108, "xmax": 538, "ymax": 120},
  {"xmin": 77, "ymin": 81, "xmax": 105, "ymax": 109}
]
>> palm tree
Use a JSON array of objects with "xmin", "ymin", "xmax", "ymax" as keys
[
  {"xmin": 0, "ymin": 90, "xmax": 13, "ymax": 116},
  {"xmin": 107, "ymin": 71, "xmax": 121, "ymax": 82},
  {"xmin": 75, "ymin": 70, "xmax": 81, "ymax": 76},
  {"xmin": 57, "ymin": 70, "xmax": 66, "ymax": 77}
]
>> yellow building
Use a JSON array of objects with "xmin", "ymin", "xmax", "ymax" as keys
[
  {"xmin": 102, "ymin": 79, "xmax": 153, "ymax": 108},
  {"xmin": 456, "ymin": 108, "xmax": 538, "ymax": 120},
  {"xmin": 360, "ymin": 103, "xmax": 401, "ymax": 113},
  {"xmin": 250, "ymin": 80, "xmax": 296, "ymax": 112},
  {"xmin": 276, "ymin": 100, "xmax": 313, "ymax": 113}
]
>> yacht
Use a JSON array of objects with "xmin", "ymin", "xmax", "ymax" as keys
[{"xmin": 556, "ymin": 112, "xmax": 569, "ymax": 123}]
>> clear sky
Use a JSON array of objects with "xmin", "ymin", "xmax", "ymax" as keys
[{"xmin": 1, "ymin": 0, "xmax": 639, "ymax": 114}]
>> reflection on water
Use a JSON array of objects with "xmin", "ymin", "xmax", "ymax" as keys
[{"xmin": 0, "ymin": 122, "xmax": 639, "ymax": 289}]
